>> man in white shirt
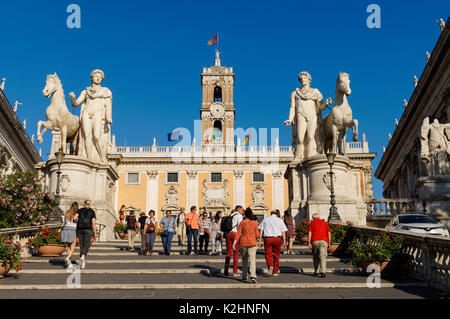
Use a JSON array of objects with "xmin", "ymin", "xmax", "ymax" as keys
[
  {"xmin": 258, "ymin": 211, "xmax": 287, "ymax": 276},
  {"xmin": 224, "ymin": 205, "xmax": 244, "ymax": 277}
]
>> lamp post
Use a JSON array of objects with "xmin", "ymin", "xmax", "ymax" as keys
[
  {"xmin": 48, "ymin": 147, "xmax": 65, "ymax": 224},
  {"xmin": 326, "ymin": 151, "xmax": 342, "ymax": 224}
]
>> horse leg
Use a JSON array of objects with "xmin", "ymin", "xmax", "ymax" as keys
[
  {"xmin": 352, "ymin": 119, "xmax": 358, "ymax": 142},
  {"xmin": 331, "ymin": 124, "xmax": 338, "ymax": 154},
  {"xmin": 339, "ymin": 131, "xmax": 346, "ymax": 155},
  {"xmin": 37, "ymin": 120, "xmax": 51, "ymax": 144},
  {"xmin": 60, "ymin": 125, "xmax": 67, "ymax": 153}
]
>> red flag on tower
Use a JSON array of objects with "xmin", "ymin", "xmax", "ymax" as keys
[{"xmin": 207, "ymin": 33, "xmax": 218, "ymax": 45}]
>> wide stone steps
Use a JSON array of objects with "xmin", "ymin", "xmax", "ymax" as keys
[{"xmin": 0, "ymin": 239, "xmax": 438, "ymax": 298}]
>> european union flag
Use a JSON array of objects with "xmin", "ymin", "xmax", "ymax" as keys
[{"xmin": 168, "ymin": 129, "xmax": 181, "ymax": 141}]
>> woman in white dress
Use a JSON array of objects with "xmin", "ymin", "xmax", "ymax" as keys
[{"xmin": 61, "ymin": 202, "xmax": 79, "ymax": 268}]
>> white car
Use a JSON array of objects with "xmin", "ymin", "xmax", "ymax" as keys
[{"xmin": 385, "ymin": 214, "xmax": 449, "ymax": 237}]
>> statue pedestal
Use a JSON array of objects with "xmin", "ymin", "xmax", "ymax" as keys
[
  {"xmin": 38, "ymin": 155, "xmax": 119, "ymax": 241},
  {"xmin": 285, "ymin": 154, "xmax": 367, "ymax": 225},
  {"xmin": 417, "ymin": 175, "xmax": 450, "ymax": 227}
]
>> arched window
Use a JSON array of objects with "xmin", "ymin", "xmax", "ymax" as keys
[
  {"xmin": 214, "ymin": 86, "xmax": 222, "ymax": 102},
  {"xmin": 213, "ymin": 120, "xmax": 222, "ymax": 140}
]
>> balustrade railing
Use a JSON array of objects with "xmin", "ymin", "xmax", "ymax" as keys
[
  {"xmin": 349, "ymin": 226, "xmax": 450, "ymax": 290},
  {"xmin": 112, "ymin": 145, "xmax": 294, "ymax": 157},
  {"xmin": 366, "ymin": 198, "xmax": 416, "ymax": 218}
]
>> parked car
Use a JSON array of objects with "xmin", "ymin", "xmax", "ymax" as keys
[{"xmin": 385, "ymin": 214, "xmax": 449, "ymax": 236}]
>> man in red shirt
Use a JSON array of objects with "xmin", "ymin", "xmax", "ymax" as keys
[{"xmin": 307, "ymin": 212, "xmax": 331, "ymax": 277}]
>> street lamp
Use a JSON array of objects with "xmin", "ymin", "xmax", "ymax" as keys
[
  {"xmin": 48, "ymin": 147, "xmax": 65, "ymax": 224},
  {"xmin": 326, "ymin": 151, "xmax": 342, "ymax": 224}
]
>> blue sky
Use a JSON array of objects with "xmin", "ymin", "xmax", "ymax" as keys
[{"xmin": 0, "ymin": 0, "xmax": 448, "ymax": 198}]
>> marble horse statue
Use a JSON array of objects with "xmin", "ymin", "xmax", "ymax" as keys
[
  {"xmin": 37, "ymin": 73, "xmax": 80, "ymax": 154},
  {"xmin": 322, "ymin": 72, "xmax": 358, "ymax": 155}
]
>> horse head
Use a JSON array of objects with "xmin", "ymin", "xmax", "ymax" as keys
[
  {"xmin": 42, "ymin": 73, "xmax": 62, "ymax": 98},
  {"xmin": 336, "ymin": 72, "xmax": 351, "ymax": 96}
]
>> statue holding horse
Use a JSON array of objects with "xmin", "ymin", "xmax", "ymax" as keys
[
  {"xmin": 322, "ymin": 72, "xmax": 358, "ymax": 155},
  {"xmin": 37, "ymin": 73, "xmax": 80, "ymax": 154}
]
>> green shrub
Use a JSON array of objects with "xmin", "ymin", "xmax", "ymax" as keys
[
  {"xmin": 114, "ymin": 222, "xmax": 126, "ymax": 233},
  {"xmin": 0, "ymin": 236, "xmax": 23, "ymax": 272},
  {"xmin": 349, "ymin": 231, "xmax": 404, "ymax": 269},
  {"xmin": 26, "ymin": 226, "xmax": 63, "ymax": 247},
  {"xmin": 0, "ymin": 171, "xmax": 57, "ymax": 228}
]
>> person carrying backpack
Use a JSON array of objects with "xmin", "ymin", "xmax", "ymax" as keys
[
  {"xmin": 144, "ymin": 210, "xmax": 158, "ymax": 256},
  {"xmin": 76, "ymin": 200, "xmax": 97, "ymax": 269},
  {"xmin": 222, "ymin": 205, "xmax": 244, "ymax": 277},
  {"xmin": 125, "ymin": 210, "xmax": 138, "ymax": 250},
  {"xmin": 137, "ymin": 211, "xmax": 148, "ymax": 255}
]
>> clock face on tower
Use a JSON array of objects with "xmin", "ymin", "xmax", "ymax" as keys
[{"xmin": 210, "ymin": 102, "xmax": 225, "ymax": 118}]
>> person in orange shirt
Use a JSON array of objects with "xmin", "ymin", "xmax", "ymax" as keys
[
  {"xmin": 233, "ymin": 208, "xmax": 260, "ymax": 284},
  {"xmin": 185, "ymin": 206, "xmax": 200, "ymax": 255}
]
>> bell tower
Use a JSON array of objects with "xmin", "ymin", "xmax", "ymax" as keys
[{"xmin": 200, "ymin": 50, "xmax": 235, "ymax": 146}]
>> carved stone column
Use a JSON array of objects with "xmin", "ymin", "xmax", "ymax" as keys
[
  {"xmin": 187, "ymin": 170, "xmax": 198, "ymax": 209},
  {"xmin": 272, "ymin": 170, "xmax": 285, "ymax": 211},
  {"xmin": 146, "ymin": 170, "xmax": 159, "ymax": 213},
  {"xmin": 233, "ymin": 170, "xmax": 245, "ymax": 207}
]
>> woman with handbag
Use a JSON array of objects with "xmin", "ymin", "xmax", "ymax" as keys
[
  {"xmin": 232, "ymin": 208, "xmax": 260, "ymax": 284},
  {"xmin": 160, "ymin": 210, "xmax": 177, "ymax": 256},
  {"xmin": 62, "ymin": 202, "xmax": 79, "ymax": 268},
  {"xmin": 283, "ymin": 210, "xmax": 295, "ymax": 255},
  {"xmin": 210, "ymin": 211, "xmax": 223, "ymax": 256},
  {"xmin": 144, "ymin": 210, "xmax": 158, "ymax": 256}
]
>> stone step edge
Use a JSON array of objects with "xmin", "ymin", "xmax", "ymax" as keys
[
  {"xmin": 23, "ymin": 257, "xmax": 348, "ymax": 263},
  {"xmin": 0, "ymin": 282, "xmax": 428, "ymax": 290},
  {"xmin": 60, "ymin": 252, "xmax": 315, "ymax": 257},
  {"xmin": 18, "ymin": 268, "xmax": 351, "ymax": 274}
]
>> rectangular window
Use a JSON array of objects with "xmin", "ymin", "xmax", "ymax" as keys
[
  {"xmin": 127, "ymin": 173, "xmax": 139, "ymax": 184},
  {"xmin": 167, "ymin": 172, "xmax": 179, "ymax": 183},
  {"xmin": 253, "ymin": 172, "xmax": 264, "ymax": 183},
  {"xmin": 211, "ymin": 173, "xmax": 222, "ymax": 183}
]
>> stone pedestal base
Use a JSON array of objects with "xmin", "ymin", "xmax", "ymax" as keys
[
  {"xmin": 417, "ymin": 176, "xmax": 450, "ymax": 227},
  {"xmin": 285, "ymin": 154, "xmax": 367, "ymax": 225},
  {"xmin": 38, "ymin": 155, "xmax": 119, "ymax": 241}
]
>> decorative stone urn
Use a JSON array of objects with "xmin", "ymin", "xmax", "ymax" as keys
[
  {"xmin": 118, "ymin": 232, "xmax": 128, "ymax": 240},
  {"xmin": 328, "ymin": 243, "xmax": 340, "ymax": 254},
  {"xmin": 36, "ymin": 244, "xmax": 66, "ymax": 257},
  {"xmin": 0, "ymin": 263, "xmax": 11, "ymax": 278},
  {"xmin": 299, "ymin": 235, "xmax": 308, "ymax": 245}
]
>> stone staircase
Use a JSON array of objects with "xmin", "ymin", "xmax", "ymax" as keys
[{"xmin": 0, "ymin": 238, "xmax": 441, "ymax": 299}]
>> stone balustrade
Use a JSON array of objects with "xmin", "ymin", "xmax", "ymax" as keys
[
  {"xmin": 112, "ymin": 142, "xmax": 369, "ymax": 158},
  {"xmin": 349, "ymin": 225, "xmax": 450, "ymax": 290},
  {"xmin": 366, "ymin": 198, "xmax": 416, "ymax": 217},
  {"xmin": 0, "ymin": 223, "xmax": 63, "ymax": 258},
  {"xmin": 112, "ymin": 145, "xmax": 294, "ymax": 157},
  {"xmin": 345, "ymin": 141, "xmax": 369, "ymax": 153}
]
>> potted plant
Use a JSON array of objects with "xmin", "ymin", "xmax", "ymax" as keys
[
  {"xmin": 27, "ymin": 226, "xmax": 65, "ymax": 257},
  {"xmin": 328, "ymin": 222, "xmax": 351, "ymax": 254},
  {"xmin": 114, "ymin": 222, "xmax": 127, "ymax": 239},
  {"xmin": 0, "ymin": 236, "xmax": 23, "ymax": 278},
  {"xmin": 349, "ymin": 231, "xmax": 404, "ymax": 273},
  {"xmin": 295, "ymin": 220, "xmax": 309, "ymax": 245}
]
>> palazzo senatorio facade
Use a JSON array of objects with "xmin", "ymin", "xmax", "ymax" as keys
[{"xmin": 108, "ymin": 53, "xmax": 375, "ymax": 220}]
